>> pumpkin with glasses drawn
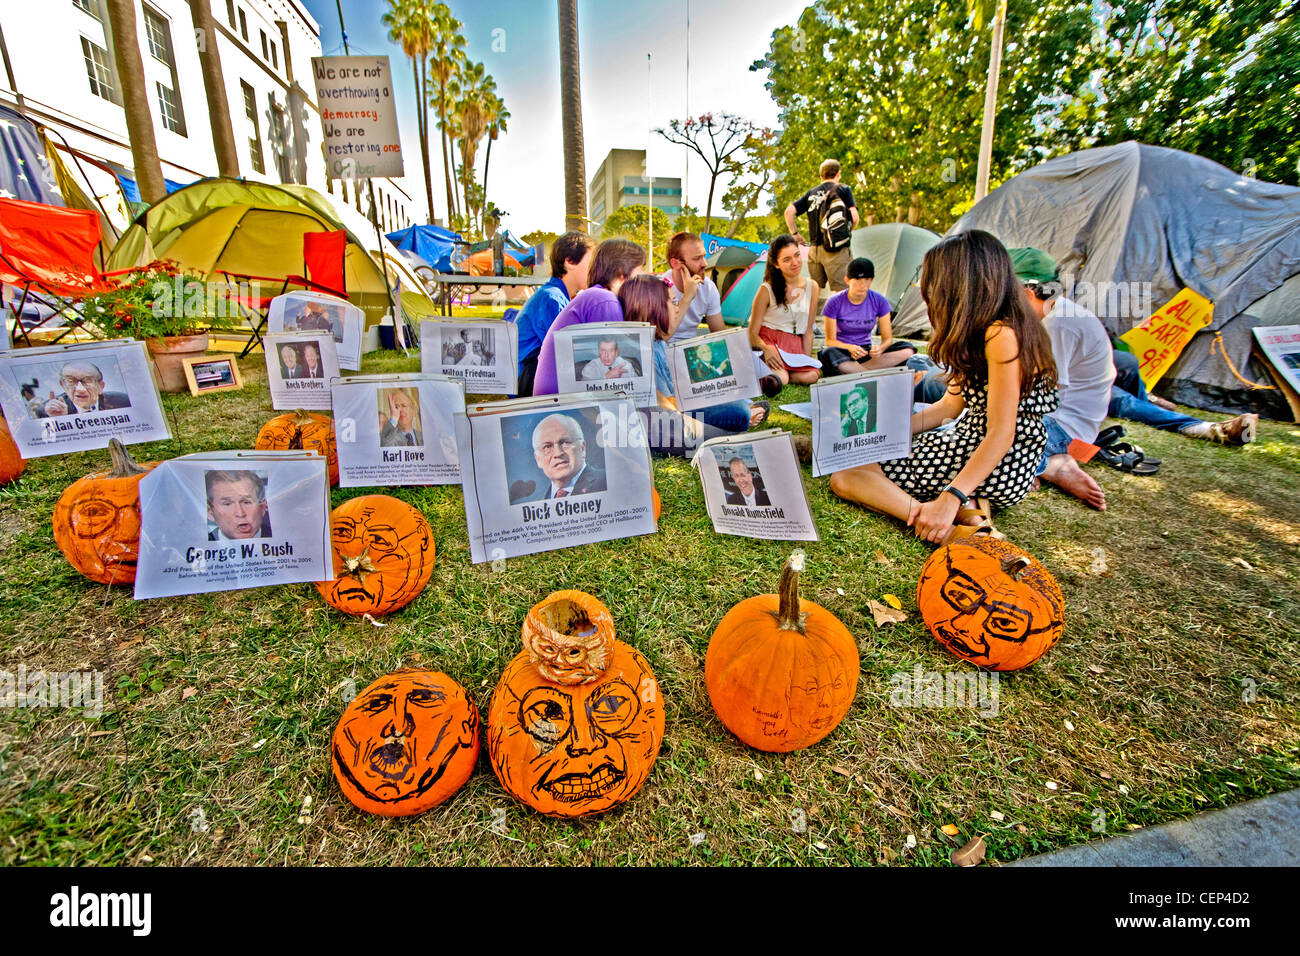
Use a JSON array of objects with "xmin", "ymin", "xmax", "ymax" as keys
[
  {"xmin": 487, "ymin": 590, "xmax": 664, "ymax": 816},
  {"xmin": 53, "ymin": 439, "xmax": 158, "ymax": 585},
  {"xmin": 316, "ymin": 495, "xmax": 434, "ymax": 616}
]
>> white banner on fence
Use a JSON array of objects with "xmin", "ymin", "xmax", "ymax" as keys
[
  {"xmin": 668, "ymin": 327, "xmax": 760, "ymax": 411},
  {"xmin": 264, "ymin": 332, "xmax": 339, "ymax": 410},
  {"xmin": 809, "ymin": 367, "xmax": 913, "ymax": 477},
  {"xmin": 331, "ymin": 373, "xmax": 464, "ymax": 486},
  {"xmin": 693, "ymin": 429, "xmax": 818, "ymax": 541},
  {"xmin": 419, "ymin": 319, "xmax": 518, "ymax": 395}
]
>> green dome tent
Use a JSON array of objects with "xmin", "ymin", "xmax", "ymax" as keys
[{"xmin": 849, "ymin": 222, "xmax": 939, "ymax": 308}]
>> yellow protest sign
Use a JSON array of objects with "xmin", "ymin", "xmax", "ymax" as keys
[{"xmin": 1120, "ymin": 288, "xmax": 1213, "ymax": 389}]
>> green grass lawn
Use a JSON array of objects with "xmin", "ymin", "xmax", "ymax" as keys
[{"xmin": 1, "ymin": 346, "xmax": 1297, "ymax": 866}]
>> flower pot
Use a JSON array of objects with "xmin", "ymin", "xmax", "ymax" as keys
[{"xmin": 147, "ymin": 333, "xmax": 209, "ymax": 393}]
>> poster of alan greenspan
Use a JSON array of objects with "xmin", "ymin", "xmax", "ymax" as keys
[
  {"xmin": 267, "ymin": 290, "xmax": 365, "ymax": 371},
  {"xmin": 552, "ymin": 321, "xmax": 656, "ymax": 407},
  {"xmin": 809, "ymin": 367, "xmax": 913, "ymax": 477},
  {"xmin": 694, "ymin": 429, "xmax": 818, "ymax": 542},
  {"xmin": 420, "ymin": 319, "xmax": 518, "ymax": 395},
  {"xmin": 0, "ymin": 339, "xmax": 170, "ymax": 458},
  {"xmin": 133, "ymin": 450, "xmax": 331, "ymax": 600},
  {"xmin": 456, "ymin": 392, "xmax": 656, "ymax": 564},
  {"xmin": 263, "ymin": 331, "xmax": 340, "ymax": 410},
  {"xmin": 331, "ymin": 372, "xmax": 464, "ymax": 487},
  {"xmin": 667, "ymin": 327, "xmax": 760, "ymax": 412}
]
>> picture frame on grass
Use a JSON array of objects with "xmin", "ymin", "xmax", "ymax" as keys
[{"xmin": 182, "ymin": 355, "xmax": 244, "ymax": 396}]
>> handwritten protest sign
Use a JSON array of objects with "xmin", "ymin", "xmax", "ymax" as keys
[
  {"xmin": 1120, "ymin": 288, "xmax": 1213, "ymax": 389},
  {"xmin": 312, "ymin": 56, "xmax": 403, "ymax": 180}
]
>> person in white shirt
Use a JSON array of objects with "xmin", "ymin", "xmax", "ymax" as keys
[{"xmin": 580, "ymin": 337, "xmax": 634, "ymax": 380}]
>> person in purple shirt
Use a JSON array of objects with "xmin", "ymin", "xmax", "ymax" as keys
[
  {"xmin": 817, "ymin": 257, "xmax": 917, "ymax": 376},
  {"xmin": 515, "ymin": 231, "xmax": 595, "ymax": 396},
  {"xmin": 532, "ymin": 239, "xmax": 647, "ymax": 396}
]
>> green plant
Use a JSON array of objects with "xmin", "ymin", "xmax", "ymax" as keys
[{"xmin": 81, "ymin": 260, "xmax": 232, "ymax": 341}]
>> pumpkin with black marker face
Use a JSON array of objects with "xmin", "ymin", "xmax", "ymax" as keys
[
  {"xmin": 0, "ymin": 417, "xmax": 24, "ymax": 485},
  {"xmin": 255, "ymin": 409, "xmax": 338, "ymax": 486},
  {"xmin": 53, "ymin": 439, "xmax": 158, "ymax": 585},
  {"xmin": 316, "ymin": 495, "xmax": 434, "ymax": 616}
]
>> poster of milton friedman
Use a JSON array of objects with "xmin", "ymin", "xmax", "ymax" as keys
[
  {"xmin": 268, "ymin": 291, "xmax": 365, "ymax": 371},
  {"xmin": 553, "ymin": 321, "xmax": 656, "ymax": 407},
  {"xmin": 809, "ymin": 367, "xmax": 913, "ymax": 477},
  {"xmin": 264, "ymin": 331, "xmax": 339, "ymax": 410},
  {"xmin": 133, "ymin": 450, "xmax": 330, "ymax": 599},
  {"xmin": 668, "ymin": 327, "xmax": 760, "ymax": 412},
  {"xmin": 331, "ymin": 373, "xmax": 464, "ymax": 487},
  {"xmin": 419, "ymin": 319, "xmax": 517, "ymax": 395},
  {"xmin": 695, "ymin": 430, "xmax": 818, "ymax": 541},
  {"xmin": 456, "ymin": 392, "xmax": 655, "ymax": 563},
  {"xmin": 0, "ymin": 339, "xmax": 170, "ymax": 458}
]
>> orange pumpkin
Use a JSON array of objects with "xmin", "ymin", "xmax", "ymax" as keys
[
  {"xmin": 53, "ymin": 439, "xmax": 158, "ymax": 585},
  {"xmin": 705, "ymin": 551, "xmax": 860, "ymax": 752},
  {"xmin": 332, "ymin": 669, "xmax": 479, "ymax": 816},
  {"xmin": 488, "ymin": 590, "xmax": 664, "ymax": 817},
  {"xmin": 0, "ymin": 417, "xmax": 25, "ymax": 485},
  {"xmin": 316, "ymin": 495, "xmax": 434, "ymax": 616},
  {"xmin": 255, "ymin": 409, "xmax": 338, "ymax": 485},
  {"xmin": 652, "ymin": 486, "xmax": 661, "ymax": 521},
  {"xmin": 917, "ymin": 534, "xmax": 1065, "ymax": 671}
]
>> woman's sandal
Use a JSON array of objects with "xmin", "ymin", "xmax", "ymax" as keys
[{"xmin": 939, "ymin": 497, "xmax": 1006, "ymax": 545}]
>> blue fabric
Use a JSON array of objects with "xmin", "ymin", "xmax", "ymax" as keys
[
  {"xmin": 1108, "ymin": 388, "xmax": 1202, "ymax": 432},
  {"xmin": 0, "ymin": 105, "xmax": 64, "ymax": 204},
  {"xmin": 1037, "ymin": 415, "xmax": 1072, "ymax": 475},
  {"xmin": 115, "ymin": 174, "xmax": 187, "ymax": 203},
  {"xmin": 652, "ymin": 339, "xmax": 750, "ymax": 432},
  {"xmin": 515, "ymin": 276, "xmax": 570, "ymax": 371},
  {"xmin": 386, "ymin": 224, "xmax": 462, "ymax": 272}
]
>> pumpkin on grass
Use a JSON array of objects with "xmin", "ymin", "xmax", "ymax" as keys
[
  {"xmin": 0, "ymin": 417, "xmax": 25, "ymax": 485},
  {"xmin": 705, "ymin": 551, "xmax": 860, "ymax": 752},
  {"xmin": 332, "ymin": 669, "xmax": 479, "ymax": 816},
  {"xmin": 652, "ymin": 486, "xmax": 661, "ymax": 521},
  {"xmin": 255, "ymin": 409, "xmax": 338, "ymax": 485},
  {"xmin": 488, "ymin": 590, "xmax": 664, "ymax": 817},
  {"xmin": 917, "ymin": 534, "xmax": 1064, "ymax": 671},
  {"xmin": 316, "ymin": 495, "xmax": 434, "ymax": 616},
  {"xmin": 53, "ymin": 438, "xmax": 158, "ymax": 585}
]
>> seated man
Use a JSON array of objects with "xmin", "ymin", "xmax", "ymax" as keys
[{"xmin": 514, "ymin": 232, "xmax": 594, "ymax": 396}]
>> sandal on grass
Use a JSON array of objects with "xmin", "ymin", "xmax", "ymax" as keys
[
  {"xmin": 941, "ymin": 498, "xmax": 1005, "ymax": 545},
  {"xmin": 1094, "ymin": 443, "xmax": 1158, "ymax": 474},
  {"xmin": 1109, "ymin": 439, "xmax": 1160, "ymax": 467}
]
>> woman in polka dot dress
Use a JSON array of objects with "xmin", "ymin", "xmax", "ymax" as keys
[{"xmin": 829, "ymin": 230, "xmax": 1059, "ymax": 543}]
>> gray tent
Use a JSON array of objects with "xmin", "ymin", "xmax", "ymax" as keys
[{"xmin": 894, "ymin": 142, "xmax": 1300, "ymax": 416}]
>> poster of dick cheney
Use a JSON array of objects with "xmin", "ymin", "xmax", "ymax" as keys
[
  {"xmin": 457, "ymin": 393, "xmax": 656, "ymax": 563},
  {"xmin": 552, "ymin": 321, "xmax": 656, "ymax": 407},
  {"xmin": 420, "ymin": 319, "xmax": 518, "ymax": 395},
  {"xmin": 267, "ymin": 291, "xmax": 365, "ymax": 371},
  {"xmin": 668, "ymin": 327, "xmax": 760, "ymax": 412},
  {"xmin": 0, "ymin": 340, "xmax": 170, "ymax": 458},
  {"xmin": 695, "ymin": 430, "xmax": 818, "ymax": 542},
  {"xmin": 331, "ymin": 373, "xmax": 464, "ymax": 487},
  {"xmin": 264, "ymin": 332, "xmax": 340, "ymax": 410},
  {"xmin": 133, "ymin": 451, "xmax": 331, "ymax": 599},
  {"xmin": 809, "ymin": 368, "xmax": 913, "ymax": 477}
]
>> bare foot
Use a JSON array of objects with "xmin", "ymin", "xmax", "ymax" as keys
[{"xmin": 1040, "ymin": 453, "xmax": 1107, "ymax": 510}]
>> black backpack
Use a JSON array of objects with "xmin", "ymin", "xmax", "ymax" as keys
[{"xmin": 819, "ymin": 185, "xmax": 852, "ymax": 251}]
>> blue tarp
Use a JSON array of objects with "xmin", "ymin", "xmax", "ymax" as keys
[
  {"xmin": 115, "ymin": 173, "xmax": 188, "ymax": 203},
  {"xmin": 387, "ymin": 223, "xmax": 462, "ymax": 272},
  {"xmin": 0, "ymin": 105, "xmax": 63, "ymax": 205},
  {"xmin": 701, "ymin": 232, "xmax": 767, "ymax": 257}
]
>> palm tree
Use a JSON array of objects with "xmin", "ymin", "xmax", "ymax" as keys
[
  {"xmin": 557, "ymin": 0, "xmax": 587, "ymax": 232},
  {"xmin": 481, "ymin": 92, "xmax": 509, "ymax": 232},
  {"xmin": 439, "ymin": 108, "xmax": 464, "ymax": 230},
  {"xmin": 453, "ymin": 63, "xmax": 491, "ymax": 233},
  {"xmin": 105, "ymin": 0, "xmax": 164, "ymax": 203},
  {"xmin": 427, "ymin": 4, "xmax": 466, "ymax": 227},
  {"xmin": 188, "ymin": 0, "xmax": 238, "ymax": 177},
  {"xmin": 382, "ymin": 0, "xmax": 436, "ymax": 223}
]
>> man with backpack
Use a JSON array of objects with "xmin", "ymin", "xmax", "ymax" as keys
[{"xmin": 784, "ymin": 159, "xmax": 859, "ymax": 293}]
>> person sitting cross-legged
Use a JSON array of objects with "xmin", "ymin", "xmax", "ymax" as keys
[{"xmin": 817, "ymin": 256, "xmax": 916, "ymax": 376}]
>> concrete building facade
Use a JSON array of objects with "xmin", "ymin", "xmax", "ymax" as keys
[{"xmin": 587, "ymin": 147, "xmax": 682, "ymax": 234}]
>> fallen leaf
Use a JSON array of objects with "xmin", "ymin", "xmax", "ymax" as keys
[
  {"xmin": 830, "ymin": 765, "xmax": 853, "ymax": 777},
  {"xmin": 1087, "ymin": 664, "xmax": 1107, "ymax": 674},
  {"xmin": 1100, "ymin": 772, "xmax": 1112, "ymax": 780},
  {"xmin": 882, "ymin": 593, "xmax": 903, "ymax": 609},
  {"xmin": 904, "ymin": 834, "xmax": 917, "ymax": 850},
  {"xmin": 1045, "ymin": 781, "xmax": 1058, "ymax": 790},
  {"xmin": 951, "ymin": 835, "xmax": 986, "ymax": 867},
  {"xmin": 879, "ymin": 846, "xmax": 896, "ymax": 863},
  {"xmin": 868, "ymin": 599, "xmax": 908, "ymax": 626},
  {"xmin": 181, "ymin": 686, "xmax": 197, "ymax": 700},
  {"xmin": 836, "ymin": 588, "xmax": 845, "ymax": 596},
  {"xmin": 874, "ymin": 550, "xmax": 893, "ymax": 565},
  {"xmin": 1118, "ymin": 784, "xmax": 1130, "ymax": 795},
  {"xmin": 1016, "ymin": 824, "xmax": 1028, "ymax": 834},
  {"xmin": 753, "ymin": 769, "xmax": 763, "ymax": 782},
  {"xmin": 990, "ymin": 810, "xmax": 1005, "ymax": 822},
  {"xmin": 1064, "ymin": 719, "xmax": 1075, "ymax": 731},
  {"xmin": 940, "ymin": 823, "xmax": 960, "ymax": 837},
  {"xmin": 1232, "ymin": 556, "xmax": 1255, "ymax": 571},
  {"xmin": 410, "ymin": 652, "xmax": 423, "ymax": 663},
  {"xmin": 814, "ymin": 841, "xmax": 828, "ymax": 850},
  {"xmin": 265, "ymin": 654, "xmax": 281, "ymax": 664}
]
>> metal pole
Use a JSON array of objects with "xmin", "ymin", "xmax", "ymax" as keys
[
  {"xmin": 647, "ymin": 53, "xmax": 653, "ymax": 268},
  {"xmin": 684, "ymin": 0, "xmax": 689, "ymax": 213}
]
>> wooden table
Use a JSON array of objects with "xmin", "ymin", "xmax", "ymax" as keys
[{"xmin": 423, "ymin": 273, "xmax": 548, "ymax": 316}]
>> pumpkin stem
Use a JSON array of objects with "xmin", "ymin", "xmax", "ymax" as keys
[
  {"xmin": 1002, "ymin": 555, "xmax": 1032, "ymax": 581},
  {"xmin": 776, "ymin": 550, "xmax": 807, "ymax": 632},
  {"xmin": 107, "ymin": 438, "xmax": 147, "ymax": 478},
  {"xmin": 292, "ymin": 409, "xmax": 314, "ymax": 425}
]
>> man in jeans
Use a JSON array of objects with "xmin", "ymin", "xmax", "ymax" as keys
[{"xmin": 784, "ymin": 159, "xmax": 859, "ymax": 293}]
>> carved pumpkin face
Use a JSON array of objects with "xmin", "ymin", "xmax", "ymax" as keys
[
  {"xmin": 521, "ymin": 590, "xmax": 616, "ymax": 685},
  {"xmin": 53, "ymin": 439, "xmax": 157, "ymax": 586},
  {"xmin": 255, "ymin": 410, "xmax": 339, "ymax": 486},
  {"xmin": 917, "ymin": 535, "xmax": 1065, "ymax": 671},
  {"xmin": 0, "ymin": 418, "xmax": 25, "ymax": 486},
  {"xmin": 316, "ymin": 495, "xmax": 434, "ymax": 616},
  {"xmin": 332, "ymin": 669, "xmax": 479, "ymax": 816},
  {"xmin": 488, "ymin": 595, "xmax": 663, "ymax": 817},
  {"xmin": 705, "ymin": 552, "xmax": 860, "ymax": 752}
]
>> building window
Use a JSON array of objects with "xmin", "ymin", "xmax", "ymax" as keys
[
  {"xmin": 260, "ymin": 30, "xmax": 267, "ymax": 60},
  {"xmin": 270, "ymin": 41, "xmax": 278, "ymax": 70},
  {"xmin": 143, "ymin": 6, "xmax": 173, "ymax": 66},
  {"xmin": 242, "ymin": 81, "xmax": 264, "ymax": 174},
  {"xmin": 73, "ymin": 0, "xmax": 99, "ymax": 19},
  {"xmin": 226, "ymin": 0, "xmax": 235, "ymax": 27},
  {"xmin": 238, "ymin": 8, "xmax": 248, "ymax": 41},
  {"xmin": 81, "ymin": 36, "xmax": 115, "ymax": 102},
  {"xmin": 156, "ymin": 82, "xmax": 186, "ymax": 135},
  {"xmin": 268, "ymin": 94, "xmax": 290, "ymax": 182}
]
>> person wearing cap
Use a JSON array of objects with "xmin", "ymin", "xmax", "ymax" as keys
[{"xmin": 817, "ymin": 256, "xmax": 917, "ymax": 376}]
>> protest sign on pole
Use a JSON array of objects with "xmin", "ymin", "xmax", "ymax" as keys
[
  {"xmin": 311, "ymin": 56, "xmax": 404, "ymax": 180},
  {"xmin": 1119, "ymin": 288, "xmax": 1212, "ymax": 389}
]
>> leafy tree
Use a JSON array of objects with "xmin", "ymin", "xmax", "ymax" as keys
[
  {"xmin": 721, "ymin": 129, "xmax": 780, "ymax": 238},
  {"xmin": 657, "ymin": 113, "xmax": 766, "ymax": 233},
  {"xmin": 521, "ymin": 229, "xmax": 561, "ymax": 247},
  {"xmin": 602, "ymin": 203, "xmax": 673, "ymax": 271}
]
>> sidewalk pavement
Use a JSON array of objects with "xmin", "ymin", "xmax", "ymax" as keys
[{"xmin": 1008, "ymin": 789, "xmax": 1300, "ymax": 866}]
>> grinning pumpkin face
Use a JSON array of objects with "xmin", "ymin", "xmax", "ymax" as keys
[
  {"xmin": 255, "ymin": 410, "xmax": 339, "ymax": 486},
  {"xmin": 53, "ymin": 439, "xmax": 157, "ymax": 586},
  {"xmin": 316, "ymin": 495, "xmax": 434, "ymax": 616},
  {"xmin": 917, "ymin": 535, "xmax": 1065, "ymax": 671},
  {"xmin": 332, "ymin": 669, "xmax": 479, "ymax": 816},
  {"xmin": 488, "ymin": 639, "xmax": 664, "ymax": 817},
  {"xmin": 520, "ymin": 590, "xmax": 616, "ymax": 685}
]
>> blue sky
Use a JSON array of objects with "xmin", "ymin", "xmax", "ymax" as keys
[{"xmin": 302, "ymin": 0, "xmax": 806, "ymax": 233}]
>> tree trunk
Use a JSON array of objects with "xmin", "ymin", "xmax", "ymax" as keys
[
  {"xmin": 106, "ymin": 0, "xmax": 165, "ymax": 203},
  {"xmin": 188, "ymin": 0, "xmax": 238, "ymax": 178},
  {"xmin": 416, "ymin": 56, "xmax": 434, "ymax": 225},
  {"xmin": 438, "ymin": 79, "xmax": 457, "ymax": 224},
  {"xmin": 703, "ymin": 172, "xmax": 718, "ymax": 235},
  {"xmin": 557, "ymin": 0, "xmax": 587, "ymax": 233}
]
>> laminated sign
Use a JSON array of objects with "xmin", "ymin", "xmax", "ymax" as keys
[
  {"xmin": 553, "ymin": 321, "xmax": 656, "ymax": 407},
  {"xmin": 264, "ymin": 332, "xmax": 340, "ymax": 410},
  {"xmin": 1119, "ymin": 288, "xmax": 1212, "ymax": 389},
  {"xmin": 268, "ymin": 291, "xmax": 365, "ymax": 371},
  {"xmin": 312, "ymin": 55, "xmax": 404, "ymax": 180},
  {"xmin": 0, "ymin": 339, "xmax": 169, "ymax": 458},
  {"xmin": 457, "ymin": 392, "xmax": 656, "ymax": 563},
  {"xmin": 693, "ymin": 429, "xmax": 818, "ymax": 542},
  {"xmin": 134, "ymin": 450, "xmax": 331, "ymax": 599},
  {"xmin": 809, "ymin": 368, "xmax": 912, "ymax": 477},
  {"xmin": 331, "ymin": 373, "xmax": 464, "ymax": 486},
  {"xmin": 668, "ymin": 327, "xmax": 760, "ymax": 411},
  {"xmin": 420, "ymin": 319, "xmax": 518, "ymax": 395}
]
